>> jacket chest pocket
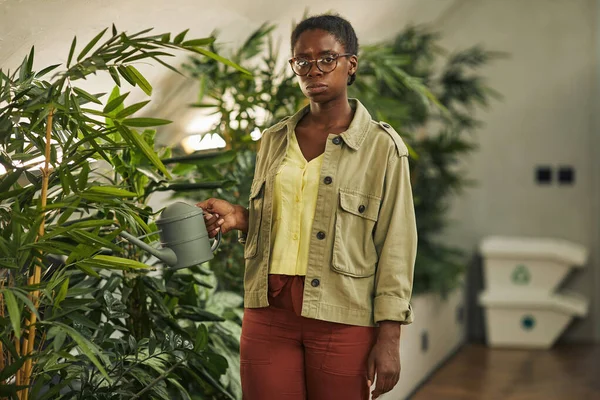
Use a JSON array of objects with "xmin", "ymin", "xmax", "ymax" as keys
[
  {"xmin": 332, "ymin": 189, "xmax": 381, "ymax": 277},
  {"xmin": 244, "ymin": 178, "xmax": 266, "ymax": 259}
]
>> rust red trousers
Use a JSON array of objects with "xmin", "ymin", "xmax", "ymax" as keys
[{"xmin": 240, "ymin": 275, "xmax": 376, "ymax": 400}]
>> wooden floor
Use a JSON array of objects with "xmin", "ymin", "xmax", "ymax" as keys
[{"xmin": 410, "ymin": 344, "xmax": 600, "ymax": 400}]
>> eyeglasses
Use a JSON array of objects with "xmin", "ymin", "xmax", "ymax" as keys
[{"xmin": 288, "ymin": 53, "xmax": 354, "ymax": 76}]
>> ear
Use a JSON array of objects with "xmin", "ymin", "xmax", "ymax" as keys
[{"xmin": 348, "ymin": 55, "xmax": 358, "ymax": 77}]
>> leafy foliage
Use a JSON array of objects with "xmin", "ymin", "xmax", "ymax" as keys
[{"xmin": 0, "ymin": 25, "xmax": 248, "ymax": 399}]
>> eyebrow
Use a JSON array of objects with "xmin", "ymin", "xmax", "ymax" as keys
[{"xmin": 293, "ymin": 49, "xmax": 337, "ymax": 57}]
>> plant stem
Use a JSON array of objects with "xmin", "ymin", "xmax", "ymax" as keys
[
  {"xmin": 20, "ymin": 108, "xmax": 54, "ymax": 400},
  {"xmin": 0, "ymin": 284, "xmax": 4, "ymax": 380}
]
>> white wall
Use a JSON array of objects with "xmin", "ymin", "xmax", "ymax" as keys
[{"xmin": 436, "ymin": 0, "xmax": 599, "ymax": 342}]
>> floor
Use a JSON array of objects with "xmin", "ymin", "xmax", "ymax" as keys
[{"xmin": 410, "ymin": 344, "xmax": 600, "ymax": 400}]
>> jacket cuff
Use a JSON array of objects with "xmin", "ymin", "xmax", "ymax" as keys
[{"xmin": 374, "ymin": 295, "xmax": 413, "ymax": 325}]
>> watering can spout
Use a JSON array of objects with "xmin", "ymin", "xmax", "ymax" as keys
[{"xmin": 118, "ymin": 230, "xmax": 177, "ymax": 266}]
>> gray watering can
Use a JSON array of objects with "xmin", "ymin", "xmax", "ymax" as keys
[{"xmin": 118, "ymin": 202, "xmax": 221, "ymax": 269}]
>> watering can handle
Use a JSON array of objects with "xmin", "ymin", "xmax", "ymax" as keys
[{"xmin": 210, "ymin": 230, "xmax": 222, "ymax": 253}]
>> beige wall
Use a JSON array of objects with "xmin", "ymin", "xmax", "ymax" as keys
[{"xmin": 436, "ymin": 0, "xmax": 599, "ymax": 342}]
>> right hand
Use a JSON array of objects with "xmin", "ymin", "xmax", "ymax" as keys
[{"xmin": 196, "ymin": 198, "xmax": 241, "ymax": 238}]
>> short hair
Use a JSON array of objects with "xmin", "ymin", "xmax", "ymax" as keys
[{"xmin": 290, "ymin": 14, "xmax": 359, "ymax": 85}]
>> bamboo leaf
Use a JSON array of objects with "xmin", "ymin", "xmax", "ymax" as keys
[
  {"xmin": 187, "ymin": 46, "xmax": 251, "ymax": 75},
  {"xmin": 54, "ymin": 277, "xmax": 69, "ymax": 308},
  {"xmin": 26, "ymin": 46, "xmax": 35, "ymax": 77},
  {"xmin": 78, "ymin": 161, "xmax": 89, "ymax": 191},
  {"xmin": 51, "ymin": 322, "xmax": 111, "ymax": 381},
  {"xmin": 0, "ymin": 170, "xmax": 22, "ymax": 193},
  {"xmin": 2, "ymin": 290, "xmax": 21, "ymax": 339},
  {"xmin": 77, "ymin": 28, "xmax": 108, "ymax": 62},
  {"xmin": 9, "ymin": 289, "xmax": 40, "ymax": 321},
  {"xmin": 122, "ymin": 118, "xmax": 171, "ymax": 127},
  {"xmin": 76, "ymin": 263, "xmax": 101, "ymax": 279},
  {"xmin": 35, "ymin": 63, "xmax": 61, "ymax": 78},
  {"xmin": 117, "ymin": 65, "xmax": 137, "ymax": 86},
  {"xmin": 73, "ymin": 87, "xmax": 102, "ymax": 105},
  {"xmin": 116, "ymin": 124, "xmax": 170, "ymax": 178},
  {"xmin": 125, "ymin": 65, "xmax": 152, "ymax": 96},
  {"xmin": 78, "ymin": 255, "xmax": 152, "ymax": 271},
  {"xmin": 181, "ymin": 38, "xmax": 215, "ymax": 47},
  {"xmin": 86, "ymin": 186, "xmax": 137, "ymax": 197},
  {"xmin": 115, "ymin": 100, "xmax": 150, "ymax": 119},
  {"xmin": 174, "ymin": 29, "xmax": 189, "ymax": 44},
  {"xmin": 103, "ymin": 92, "xmax": 130, "ymax": 114},
  {"xmin": 0, "ymin": 355, "xmax": 26, "ymax": 381},
  {"xmin": 108, "ymin": 66, "xmax": 121, "ymax": 86},
  {"xmin": 67, "ymin": 36, "xmax": 77, "ymax": 68}
]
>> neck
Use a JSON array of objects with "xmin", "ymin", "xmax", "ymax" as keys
[{"xmin": 308, "ymin": 95, "xmax": 353, "ymax": 129}]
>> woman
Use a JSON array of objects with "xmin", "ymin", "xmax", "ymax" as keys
[{"xmin": 197, "ymin": 14, "xmax": 417, "ymax": 400}]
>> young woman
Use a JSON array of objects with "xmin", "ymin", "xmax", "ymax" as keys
[{"xmin": 197, "ymin": 14, "xmax": 417, "ymax": 400}]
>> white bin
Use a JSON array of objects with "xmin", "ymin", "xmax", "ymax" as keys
[
  {"xmin": 479, "ymin": 289, "xmax": 588, "ymax": 349},
  {"xmin": 480, "ymin": 236, "xmax": 587, "ymax": 293}
]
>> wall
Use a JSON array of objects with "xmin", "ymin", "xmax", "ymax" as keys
[{"xmin": 436, "ymin": 0, "xmax": 599, "ymax": 342}]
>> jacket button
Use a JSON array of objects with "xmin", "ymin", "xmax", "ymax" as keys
[
  {"xmin": 324, "ymin": 176, "xmax": 333, "ymax": 185},
  {"xmin": 358, "ymin": 205, "xmax": 366, "ymax": 213},
  {"xmin": 316, "ymin": 231, "xmax": 326, "ymax": 240},
  {"xmin": 382, "ymin": 122, "xmax": 391, "ymax": 129},
  {"xmin": 311, "ymin": 279, "xmax": 320, "ymax": 287},
  {"xmin": 332, "ymin": 136, "xmax": 342, "ymax": 145}
]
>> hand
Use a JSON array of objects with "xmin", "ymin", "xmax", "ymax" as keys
[
  {"xmin": 195, "ymin": 198, "xmax": 246, "ymax": 238},
  {"xmin": 367, "ymin": 323, "xmax": 401, "ymax": 399}
]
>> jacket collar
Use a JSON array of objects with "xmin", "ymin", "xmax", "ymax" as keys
[{"xmin": 270, "ymin": 99, "xmax": 371, "ymax": 151}]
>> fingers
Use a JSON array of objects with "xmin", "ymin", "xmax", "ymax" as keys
[
  {"xmin": 195, "ymin": 198, "xmax": 215, "ymax": 212},
  {"xmin": 371, "ymin": 372, "xmax": 400, "ymax": 399},
  {"xmin": 203, "ymin": 212, "xmax": 223, "ymax": 238},
  {"xmin": 367, "ymin": 351, "xmax": 375, "ymax": 388}
]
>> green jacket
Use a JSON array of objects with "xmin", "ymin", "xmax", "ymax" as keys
[{"xmin": 243, "ymin": 99, "xmax": 417, "ymax": 327}]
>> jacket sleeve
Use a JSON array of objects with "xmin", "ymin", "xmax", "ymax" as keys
[{"xmin": 372, "ymin": 153, "xmax": 417, "ymax": 324}]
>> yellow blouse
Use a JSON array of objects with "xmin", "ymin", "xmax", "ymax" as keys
[{"xmin": 269, "ymin": 132, "xmax": 323, "ymax": 276}]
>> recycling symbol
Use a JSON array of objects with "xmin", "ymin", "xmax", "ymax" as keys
[
  {"xmin": 521, "ymin": 315, "xmax": 536, "ymax": 331},
  {"xmin": 511, "ymin": 264, "xmax": 531, "ymax": 285}
]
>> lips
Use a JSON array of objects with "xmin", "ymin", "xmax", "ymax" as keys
[{"xmin": 306, "ymin": 83, "xmax": 328, "ymax": 94}]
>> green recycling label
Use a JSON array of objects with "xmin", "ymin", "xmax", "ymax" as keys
[
  {"xmin": 521, "ymin": 315, "xmax": 536, "ymax": 330},
  {"xmin": 511, "ymin": 264, "xmax": 531, "ymax": 285}
]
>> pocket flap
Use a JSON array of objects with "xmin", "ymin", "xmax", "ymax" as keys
[{"xmin": 339, "ymin": 189, "xmax": 381, "ymax": 222}]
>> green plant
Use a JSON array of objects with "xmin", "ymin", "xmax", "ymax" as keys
[
  {"xmin": 357, "ymin": 27, "xmax": 504, "ymax": 295},
  {"xmin": 182, "ymin": 23, "xmax": 501, "ymax": 297},
  {"xmin": 0, "ymin": 25, "xmax": 249, "ymax": 400}
]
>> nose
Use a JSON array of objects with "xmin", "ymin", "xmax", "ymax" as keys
[{"xmin": 307, "ymin": 63, "xmax": 323, "ymax": 78}]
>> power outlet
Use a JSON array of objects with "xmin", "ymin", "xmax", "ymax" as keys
[
  {"xmin": 558, "ymin": 166, "xmax": 575, "ymax": 185},
  {"xmin": 535, "ymin": 166, "xmax": 552, "ymax": 184}
]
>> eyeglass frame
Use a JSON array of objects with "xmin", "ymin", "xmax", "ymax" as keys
[{"xmin": 288, "ymin": 53, "xmax": 355, "ymax": 76}]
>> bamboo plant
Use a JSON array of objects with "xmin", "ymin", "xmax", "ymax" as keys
[{"xmin": 0, "ymin": 25, "xmax": 249, "ymax": 400}]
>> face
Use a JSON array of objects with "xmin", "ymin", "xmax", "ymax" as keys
[{"xmin": 291, "ymin": 29, "xmax": 358, "ymax": 102}]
